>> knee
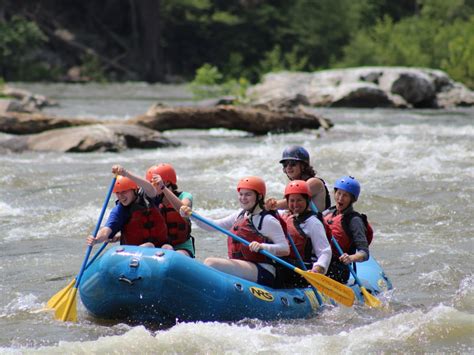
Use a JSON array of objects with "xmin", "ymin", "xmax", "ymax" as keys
[{"xmin": 140, "ymin": 242, "xmax": 155, "ymax": 248}]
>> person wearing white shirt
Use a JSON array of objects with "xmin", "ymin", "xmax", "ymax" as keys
[
  {"xmin": 276, "ymin": 180, "xmax": 332, "ymax": 287},
  {"xmin": 180, "ymin": 176, "xmax": 289, "ymax": 287}
]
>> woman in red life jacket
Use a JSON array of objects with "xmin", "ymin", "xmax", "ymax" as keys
[
  {"xmin": 274, "ymin": 180, "xmax": 332, "ymax": 287},
  {"xmin": 280, "ymin": 180, "xmax": 332, "ymax": 272},
  {"xmin": 323, "ymin": 176, "xmax": 370, "ymax": 283},
  {"xmin": 146, "ymin": 163, "xmax": 195, "ymax": 257},
  {"xmin": 86, "ymin": 165, "xmax": 167, "ymax": 248},
  {"xmin": 266, "ymin": 145, "xmax": 331, "ymax": 213},
  {"xmin": 180, "ymin": 176, "xmax": 289, "ymax": 287}
]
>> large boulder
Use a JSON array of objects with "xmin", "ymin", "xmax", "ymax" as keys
[
  {"xmin": 0, "ymin": 124, "xmax": 179, "ymax": 153},
  {"xmin": 436, "ymin": 82, "xmax": 474, "ymax": 107},
  {"xmin": 377, "ymin": 69, "xmax": 436, "ymax": 107},
  {"xmin": 248, "ymin": 67, "xmax": 474, "ymax": 108},
  {"xmin": 330, "ymin": 82, "xmax": 394, "ymax": 107}
]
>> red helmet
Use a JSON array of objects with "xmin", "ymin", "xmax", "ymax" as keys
[
  {"xmin": 146, "ymin": 163, "xmax": 177, "ymax": 185},
  {"xmin": 113, "ymin": 176, "xmax": 138, "ymax": 193},
  {"xmin": 284, "ymin": 180, "xmax": 311, "ymax": 198},
  {"xmin": 237, "ymin": 176, "xmax": 266, "ymax": 197}
]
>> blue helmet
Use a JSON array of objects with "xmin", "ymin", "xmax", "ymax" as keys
[
  {"xmin": 279, "ymin": 145, "xmax": 310, "ymax": 164},
  {"xmin": 334, "ymin": 176, "xmax": 360, "ymax": 201}
]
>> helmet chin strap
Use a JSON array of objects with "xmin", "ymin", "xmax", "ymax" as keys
[{"xmin": 248, "ymin": 194, "xmax": 263, "ymax": 214}]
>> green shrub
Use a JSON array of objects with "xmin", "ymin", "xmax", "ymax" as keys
[
  {"xmin": 439, "ymin": 18, "xmax": 474, "ymax": 88},
  {"xmin": 0, "ymin": 16, "xmax": 47, "ymax": 80},
  {"xmin": 80, "ymin": 54, "xmax": 107, "ymax": 82},
  {"xmin": 259, "ymin": 45, "xmax": 309, "ymax": 75},
  {"xmin": 189, "ymin": 63, "xmax": 249, "ymax": 102},
  {"xmin": 336, "ymin": 1, "xmax": 474, "ymax": 88}
]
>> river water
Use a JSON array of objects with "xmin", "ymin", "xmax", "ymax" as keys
[{"xmin": 0, "ymin": 83, "xmax": 472, "ymax": 354}]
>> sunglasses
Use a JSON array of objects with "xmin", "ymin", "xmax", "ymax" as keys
[{"xmin": 282, "ymin": 161, "xmax": 298, "ymax": 168}]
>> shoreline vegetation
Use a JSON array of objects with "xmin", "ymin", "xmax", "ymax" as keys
[{"xmin": 1, "ymin": 1, "xmax": 472, "ymax": 89}]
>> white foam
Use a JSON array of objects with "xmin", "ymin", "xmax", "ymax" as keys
[
  {"xmin": 0, "ymin": 293, "xmax": 42, "ymax": 317},
  {"xmin": 0, "ymin": 201, "xmax": 22, "ymax": 217},
  {"xmin": 2, "ymin": 203, "xmax": 109, "ymax": 243},
  {"xmin": 13, "ymin": 305, "xmax": 472, "ymax": 354}
]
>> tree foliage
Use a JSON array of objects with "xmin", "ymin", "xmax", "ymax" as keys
[
  {"xmin": 189, "ymin": 63, "xmax": 249, "ymax": 102},
  {"xmin": 337, "ymin": 0, "xmax": 474, "ymax": 87},
  {"xmin": 0, "ymin": 0, "xmax": 472, "ymax": 88},
  {"xmin": 0, "ymin": 16, "xmax": 47, "ymax": 80}
]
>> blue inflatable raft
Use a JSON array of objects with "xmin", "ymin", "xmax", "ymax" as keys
[{"xmin": 79, "ymin": 246, "xmax": 392, "ymax": 323}]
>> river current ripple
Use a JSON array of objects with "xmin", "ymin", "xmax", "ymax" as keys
[{"xmin": 0, "ymin": 83, "xmax": 472, "ymax": 354}]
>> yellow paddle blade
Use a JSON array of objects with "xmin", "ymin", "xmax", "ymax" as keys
[
  {"xmin": 361, "ymin": 286, "xmax": 382, "ymax": 308},
  {"xmin": 54, "ymin": 287, "xmax": 78, "ymax": 322},
  {"xmin": 46, "ymin": 279, "xmax": 75, "ymax": 310},
  {"xmin": 296, "ymin": 268, "xmax": 355, "ymax": 307}
]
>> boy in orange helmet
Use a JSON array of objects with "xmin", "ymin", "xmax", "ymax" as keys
[{"xmin": 86, "ymin": 165, "xmax": 167, "ymax": 247}]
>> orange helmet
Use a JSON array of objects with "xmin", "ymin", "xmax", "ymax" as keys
[
  {"xmin": 284, "ymin": 180, "xmax": 311, "ymax": 198},
  {"xmin": 113, "ymin": 176, "xmax": 138, "ymax": 193},
  {"xmin": 237, "ymin": 176, "xmax": 266, "ymax": 197},
  {"xmin": 146, "ymin": 163, "xmax": 177, "ymax": 185}
]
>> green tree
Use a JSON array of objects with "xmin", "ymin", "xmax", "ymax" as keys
[
  {"xmin": 439, "ymin": 17, "xmax": 474, "ymax": 87},
  {"xmin": 0, "ymin": 16, "xmax": 47, "ymax": 80},
  {"xmin": 258, "ymin": 45, "xmax": 309, "ymax": 74},
  {"xmin": 282, "ymin": 0, "xmax": 365, "ymax": 69},
  {"xmin": 336, "ymin": 0, "xmax": 474, "ymax": 87},
  {"xmin": 189, "ymin": 63, "xmax": 249, "ymax": 102}
]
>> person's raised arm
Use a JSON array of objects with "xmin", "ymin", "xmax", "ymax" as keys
[
  {"xmin": 151, "ymin": 174, "xmax": 192, "ymax": 213},
  {"xmin": 112, "ymin": 164, "xmax": 157, "ymax": 198}
]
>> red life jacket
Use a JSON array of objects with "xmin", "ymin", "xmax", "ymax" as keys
[
  {"xmin": 280, "ymin": 212, "xmax": 314, "ymax": 260},
  {"xmin": 227, "ymin": 211, "xmax": 270, "ymax": 263},
  {"xmin": 121, "ymin": 194, "xmax": 168, "ymax": 247},
  {"xmin": 159, "ymin": 196, "xmax": 191, "ymax": 246},
  {"xmin": 316, "ymin": 211, "xmax": 333, "ymax": 242},
  {"xmin": 323, "ymin": 208, "xmax": 373, "ymax": 256}
]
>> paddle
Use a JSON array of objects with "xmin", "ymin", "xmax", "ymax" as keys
[
  {"xmin": 52, "ymin": 176, "xmax": 117, "ymax": 322},
  {"xmin": 190, "ymin": 212, "xmax": 355, "ymax": 307},
  {"xmin": 331, "ymin": 237, "xmax": 382, "ymax": 308},
  {"xmin": 281, "ymin": 219, "xmax": 323, "ymax": 305},
  {"xmin": 287, "ymin": 233, "xmax": 325, "ymax": 305}
]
